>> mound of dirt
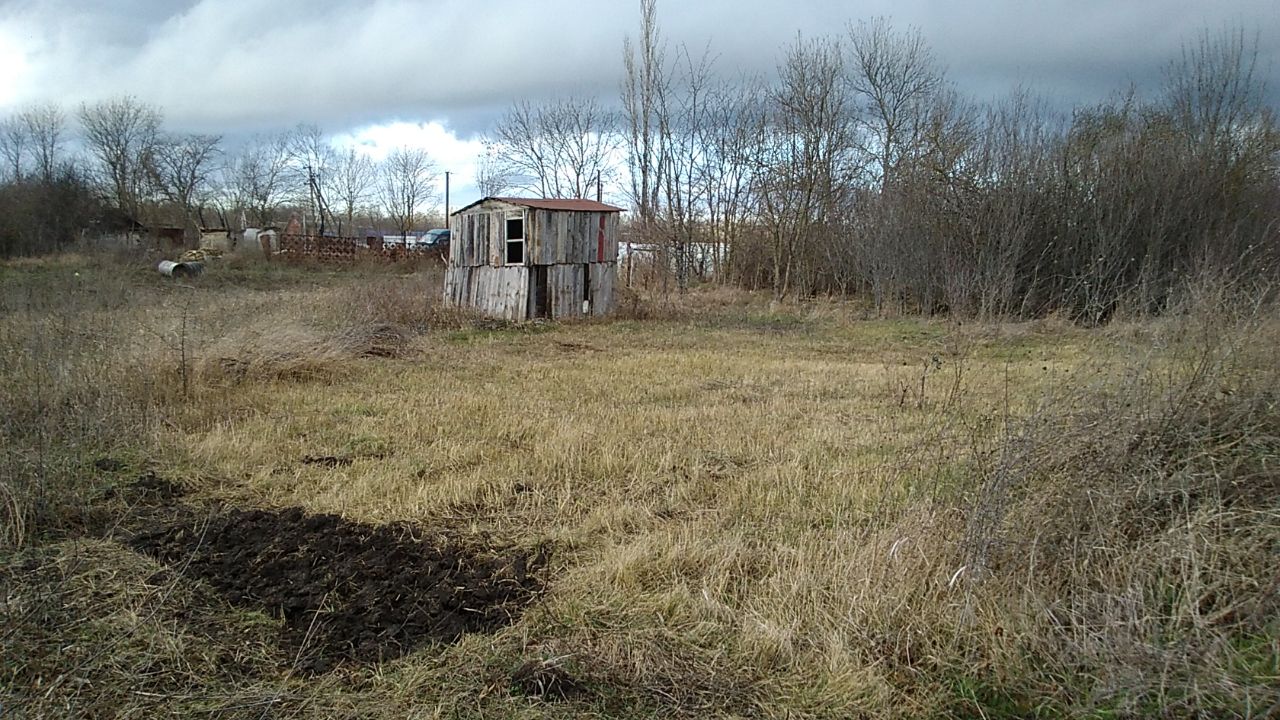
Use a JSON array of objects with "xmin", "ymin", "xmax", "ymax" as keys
[{"xmin": 130, "ymin": 507, "xmax": 546, "ymax": 673}]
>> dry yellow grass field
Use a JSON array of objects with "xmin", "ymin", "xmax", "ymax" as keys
[{"xmin": 2, "ymin": 251, "xmax": 1277, "ymax": 718}]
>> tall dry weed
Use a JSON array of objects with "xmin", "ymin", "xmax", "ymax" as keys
[
  {"xmin": 930, "ymin": 291, "xmax": 1280, "ymax": 714},
  {"xmin": 0, "ymin": 263, "xmax": 176, "ymax": 548}
]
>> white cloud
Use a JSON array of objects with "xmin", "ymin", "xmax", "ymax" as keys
[
  {"xmin": 0, "ymin": 28, "xmax": 31, "ymax": 107},
  {"xmin": 331, "ymin": 119, "xmax": 486, "ymax": 206}
]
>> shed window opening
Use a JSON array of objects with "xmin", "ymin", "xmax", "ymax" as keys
[{"xmin": 505, "ymin": 216, "xmax": 525, "ymax": 265}]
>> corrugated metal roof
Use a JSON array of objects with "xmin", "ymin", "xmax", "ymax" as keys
[{"xmin": 452, "ymin": 196, "xmax": 626, "ymax": 215}]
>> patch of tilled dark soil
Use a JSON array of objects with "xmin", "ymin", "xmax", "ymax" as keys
[
  {"xmin": 300, "ymin": 454, "xmax": 353, "ymax": 468},
  {"xmin": 130, "ymin": 507, "xmax": 547, "ymax": 673}
]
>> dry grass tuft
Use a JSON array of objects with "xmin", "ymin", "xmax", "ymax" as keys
[
  {"xmin": 197, "ymin": 317, "xmax": 423, "ymax": 383},
  {"xmin": 333, "ymin": 268, "xmax": 458, "ymax": 332},
  {"xmin": 943, "ymin": 303, "xmax": 1280, "ymax": 716}
]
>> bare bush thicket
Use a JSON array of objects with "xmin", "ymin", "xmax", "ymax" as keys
[
  {"xmin": 943, "ymin": 285, "xmax": 1280, "ymax": 714},
  {"xmin": 619, "ymin": 16, "xmax": 1277, "ymax": 320}
]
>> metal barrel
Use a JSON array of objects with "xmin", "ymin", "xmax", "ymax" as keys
[{"xmin": 157, "ymin": 260, "xmax": 204, "ymax": 278}]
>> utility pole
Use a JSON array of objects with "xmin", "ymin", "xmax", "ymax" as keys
[{"xmin": 444, "ymin": 171, "xmax": 450, "ymax": 225}]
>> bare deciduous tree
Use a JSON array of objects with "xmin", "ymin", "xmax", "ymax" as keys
[
  {"xmin": 0, "ymin": 115, "xmax": 27, "ymax": 182},
  {"xmin": 285, "ymin": 124, "xmax": 336, "ymax": 235},
  {"xmin": 378, "ymin": 147, "xmax": 437, "ymax": 236},
  {"xmin": 148, "ymin": 133, "xmax": 222, "ymax": 243},
  {"xmin": 489, "ymin": 97, "xmax": 618, "ymax": 198},
  {"xmin": 1164, "ymin": 27, "xmax": 1266, "ymax": 151},
  {"xmin": 474, "ymin": 146, "xmax": 513, "ymax": 197},
  {"xmin": 754, "ymin": 35, "xmax": 858, "ymax": 298},
  {"xmin": 623, "ymin": 1, "xmax": 765, "ymax": 291},
  {"xmin": 78, "ymin": 96, "xmax": 162, "ymax": 226},
  {"xmin": 847, "ymin": 18, "xmax": 942, "ymax": 190},
  {"xmin": 227, "ymin": 134, "xmax": 291, "ymax": 229},
  {"xmin": 622, "ymin": 0, "xmax": 667, "ymax": 229},
  {"xmin": 698, "ymin": 79, "xmax": 766, "ymax": 285},
  {"xmin": 656, "ymin": 45, "xmax": 716, "ymax": 291},
  {"xmin": 20, "ymin": 103, "xmax": 66, "ymax": 183},
  {"xmin": 328, "ymin": 147, "xmax": 376, "ymax": 235}
]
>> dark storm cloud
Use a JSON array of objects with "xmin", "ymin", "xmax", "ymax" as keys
[
  {"xmin": 1, "ymin": 0, "xmax": 1276, "ymax": 135},
  {"xmin": 2, "ymin": 0, "xmax": 629, "ymax": 135}
]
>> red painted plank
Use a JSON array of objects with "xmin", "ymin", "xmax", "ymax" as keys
[{"xmin": 597, "ymin": 214, "xmax": 606, "ymax": 263}]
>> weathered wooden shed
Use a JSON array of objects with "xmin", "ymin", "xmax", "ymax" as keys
[{"xmin": 443, "ymin": 197, "xmax": 624, "ymax": 320}]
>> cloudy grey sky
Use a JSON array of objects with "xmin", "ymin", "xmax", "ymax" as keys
[{"xmin": 0, "ymin": 0, "xmax": 1276, "ymax": 197}]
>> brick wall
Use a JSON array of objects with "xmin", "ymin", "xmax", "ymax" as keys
[{"xmin": 280, "ymin": 235, "xmax": 443, "ymax": 264}]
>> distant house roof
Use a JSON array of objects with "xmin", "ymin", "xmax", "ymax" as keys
[{"xmin": 452, "ymin": 196, "xmax": 626, "ymax": 215}]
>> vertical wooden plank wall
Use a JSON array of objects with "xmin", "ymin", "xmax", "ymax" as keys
[
  {"xmin": 589, "ymin": 263, "xmax": 616, "ymax": 316},
  {"xmin": 462, "ymin": 266, "xmax": 528, "ymax": 320},
  {"xmin": 548, "ymin": 264, "xmax": 584, "ymax": 318}
]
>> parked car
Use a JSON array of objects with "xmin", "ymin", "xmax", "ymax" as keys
[{"xmin": 423, "ymin": 228, "xmax": 450, "ymax": 255}]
